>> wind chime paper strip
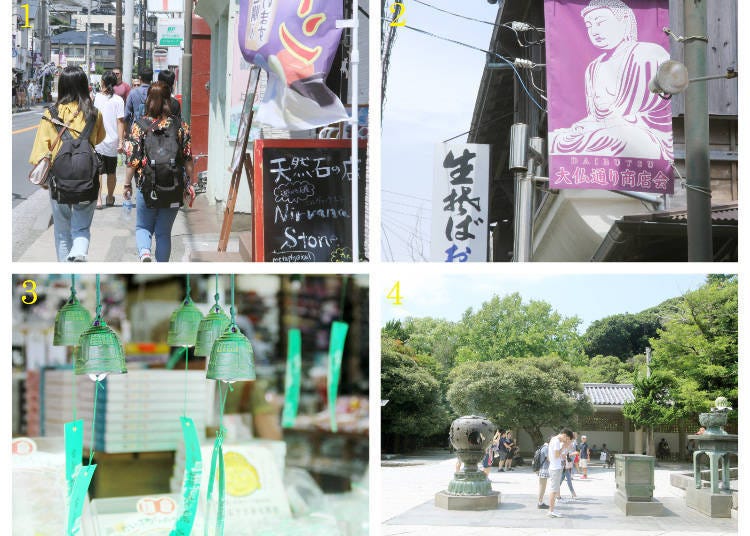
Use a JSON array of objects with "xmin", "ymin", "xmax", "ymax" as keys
[
  {"xmin": 171, "ymin": 416, "xmax": 202, "ymax": 536},
  {"xmin": 544, "ymin": 0, "xmax": 673, "ymax": 194},
  {"xmin": 67, "ymin": 464, "xmax": 96, "ymax": 536},
  {"xmin": 327, "ymin": 321, "xmax": 349, "ymax": 433},
  {"xmin": 238, "ymin": 0, "xmax": 348, "ymax": 129},
  {"xmin": 64, "ymin": 419, "xmax": 84, "ymax": 496},
  {"xmin": 281, "ymin": 329, "xmax": 302, "ymax": 428},
  {"xmin": 205, "ymin": 429, "xmax": 226, "ymax": 536}
]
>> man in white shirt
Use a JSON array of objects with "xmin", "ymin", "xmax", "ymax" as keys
[{"xmin": 547, "ymin": 428, "xmax": 574, "ymax": 518}]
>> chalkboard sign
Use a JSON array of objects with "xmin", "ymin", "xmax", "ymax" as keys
[{"xmin": 253, "ymin": 139, "xmax": 366, "ymax": 262}]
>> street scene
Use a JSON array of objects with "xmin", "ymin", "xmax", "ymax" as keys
[
  {"xmin": 381, "ymin": 273, "xmax": 738, "ymax": 533},
  {"xmin": 13, "ymin": 0, "xmax": 369, "ymax": 262},
  {"xmin": 381, "ymin": 0, "xmax": 738, "ymax": 261}
]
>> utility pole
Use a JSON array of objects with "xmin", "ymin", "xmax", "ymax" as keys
[
  {"xmin": 181, "ymin": 0, "xmax": 193, "ymax": 121},
  {"xmin": 124, "ymin": 0, "xmax": 134, "ymax": 83},
  {"xmin": 116, "ymin": 0, "xmax": 122, "ymax": 69},
  {"xmin": 684, "ymin": 0, "xmax": 712, "ymax": 261},
  {"xmin": 85, "ymin": 0, "xmax": 92, "ymax": 75},
  {"xmin": 645, "ymin": 346, "xmax": 653, "ymax": 456}
]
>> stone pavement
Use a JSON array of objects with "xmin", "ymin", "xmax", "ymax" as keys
[
  {"xmin": 13, "ymin": 165, "xmax": 253, "ymax": 262},
  {"xmin": 381, "ymin": 450, "xmax": 738, "ymax": 535}
]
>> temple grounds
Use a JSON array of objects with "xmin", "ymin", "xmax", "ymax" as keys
[{"xmin": 381, "ymin": 450, "xmax": 738, "ymax": 535}]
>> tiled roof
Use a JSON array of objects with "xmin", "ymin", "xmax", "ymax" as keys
[
  {"xmin": 583, "ymin": 383, "xmax": 635, "ymax": 406},
  {"xmin": 622, "ymin": 202, "xmax": 738, "ymax": 224}
]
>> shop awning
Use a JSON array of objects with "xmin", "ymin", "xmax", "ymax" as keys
[{"xmin": 591, "ymin": 202, "xmax": 738, "ymax": 262}]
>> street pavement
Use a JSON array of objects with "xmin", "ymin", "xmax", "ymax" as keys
[
  {"xmin": 381, "ymin": 450, "xmax": 738, "ymax": 536},
  {"xmin": 13, "ymin": 103, "xmax": 253, "ymax": 262}
]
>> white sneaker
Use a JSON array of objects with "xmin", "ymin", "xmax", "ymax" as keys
[
  {"xmin": 139, "ymin": 251, "xmax": 152, "ymax": 262},
  {"xmin": 548, "ymin": 511, "xmax": 563, "ymax": 518}
]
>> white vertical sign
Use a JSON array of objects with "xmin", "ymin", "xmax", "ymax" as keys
[{"xmin": 431, "ymin": 143, "xmax": 490, "ymax": 262}]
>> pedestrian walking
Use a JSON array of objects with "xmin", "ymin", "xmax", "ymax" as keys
[
  {"xmin": 125, "ymin": 67, "xmax": 152, "ymax": 127},
  {"xmin": 123, "ymin": 81, "xmax": 196, "ymax": 262},
  {"xmin": 112, "ymin": 66, "xmax": 131, "ymax": 103},
  {"xmin": 559, "ymin": 448, "xmax": 578, "ymax": 500},
  {"xmin": 579, "ymin": 434, "xmax": 591, "ymax": 478},
  {"xmin": 547, "ymin": 428, "xmax": 573, "ymax": 518},
  {"xmin": 28, "ymin": 66, "xmax": 105, "ymax": 261},
  {"xmin": 93, "ymin": 71, "xmax": 125, "ymax": 209},
  {"xmin": 157, "ymin": 69, "xmax": 182, "ymax": 120}
]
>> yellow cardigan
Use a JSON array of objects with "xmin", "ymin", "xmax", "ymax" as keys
[{"xmin": 29, "ymin": 102, "xmax": 105, "ymax": 165}]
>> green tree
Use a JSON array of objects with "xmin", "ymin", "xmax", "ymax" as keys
[
  {"xmin": 583, "ymin": 313, "xmax": 661, "ymax": 359},
  {"xmin": 446, "ymin": 356, "xmax": 592, "ymax": 447},
  {"xmin": 622, "ymin": 373, "xmax": 678, "ymax": 455},
  {"xmin": 382, "ymin": 319, "xmax": 407, "ymax": 342},
  {"xmin": 401, "ymin": 317, "xmax": 461, "ymax": 372},
  {"xmin": 455, "ymin": 293, "xmax": 584, "ymax": 364},
  {"xmin": 650, "ymin": 276, "xmax": 738, "ymax": 414},
  {"xmin": 381, "ymin": 337, "xmax": 450, "ymax": 451},
  {"xmin": 575, "ymin": 355, "xmax": 634, "ymax": 383}
]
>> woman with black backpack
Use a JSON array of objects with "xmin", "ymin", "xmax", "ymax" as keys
[
  {"xmin": 123, "ymin": 81, "xmax": 196, "ymax": 262},
  {"xmin": 29, "ymin": 66, "xmax": 105, "ymax": 261}
]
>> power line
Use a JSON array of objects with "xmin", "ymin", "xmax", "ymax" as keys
[
  {"xmin": 387, "ymin": 19, "xmax": 546, "ymax": 112},
  {"xmin": 383, "ymin": 207, "xmax": 432, "ymax": 221},
  {"xmin": 383, "ymin": 189, "xmax": 432, "ymax": 203},
  {"xmin": 443, "ymin": 111, "xmax": 514, "ymax": 143},
  {"xmin": 381, "ymin": 224, "xmax": 395, "ymax": 261},
  {"xmin": 411, "ymin": 0, "xmax": 499, "ymax": 27}
]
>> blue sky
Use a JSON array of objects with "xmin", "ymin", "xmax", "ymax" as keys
[
  {"xmin": 381, "ymin": 272, "xmax": 713, "ymax": 331},
  {"xmin": 381, "ymin": 1, "xmax": 499, "ymax": 261}
]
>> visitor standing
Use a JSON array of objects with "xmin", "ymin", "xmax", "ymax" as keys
[
  {"xmin": 123, "ymin": 81, "xmax": 195, "ymax": 262},
  {"xmin": 547, "ymin": 428, "xmax": 573, "ymax": 518},
  {"xmin": 29, "ymin": 66, "xmax": 105, "ymax": 261},
  {"xmin": 157, "ymin": 69, "xmax": 182, "ymax": 120},
  {"xmin": 502, "ymin": 431, "xmax": 516, "ymax": 471},
  {"xmin": 536, "ymin": 442, "xmax": 550, "ymax": 509},
  {"xmin": 93, "ymin": 71, "xmax": 125, "ymax": 208},
  {"xmin": 579, "ymin": 434, "xmax": 591, "ymax": 478}
]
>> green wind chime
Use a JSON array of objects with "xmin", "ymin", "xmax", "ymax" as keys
[
  {"xmin": 282, "ymin": 276, "xmax": 302, "ymax": 428},
  {"xmin": 205, "ymin": 274, "xmax": 255, "ymax": 536},
  {"xmin": 70, "ymin": 275, "xmax": 127, "ymax": 535},
  {"xmin": 166, "ymin": 275, "xmax": 204, "ymax": 536}
]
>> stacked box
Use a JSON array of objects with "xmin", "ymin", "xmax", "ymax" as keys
[{"xmin": 41, "ymin": 368, "xmax": 210, "ymax": 453}]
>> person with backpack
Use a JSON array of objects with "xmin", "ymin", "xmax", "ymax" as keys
[
  {"xmin": 29, "ymin": 66, "xmax": 105, "ymax": 262},
  {"xmin": 93, "ymin": 71, "xmax": 126, "ymax": 208},
  {"xmin": 533, "ymin": 441, "xmax": 550, "ymax": 509},
  {"xmin": 123, "ymin": 81, "xmax": 196, "ymax": 262},
  {"xmin": 124, "ymin": 67, "xmax": 153, "ymax": 127}
]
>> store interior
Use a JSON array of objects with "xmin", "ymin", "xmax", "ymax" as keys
[{"xmin": 12, "ymin": 273, "xmax": 369, "ymax": 535}]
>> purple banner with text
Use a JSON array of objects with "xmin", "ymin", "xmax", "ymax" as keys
[
  {"xmin": 545, "ymin": 0, "xmax": 674, "ymax": 194},
  {"xmin": 238, "ymin": 0, "xmax": 348, "ymax": 130}
]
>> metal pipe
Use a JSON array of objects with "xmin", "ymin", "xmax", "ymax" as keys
[
  {"xmin": 182, "ymin": 0, "xmax": 193, "ymax": 121},
  {"xmin": 613, "ymin": 190, "xmax": 664, "ymax": 210},
  {"xmin": 684, "ymin": 0, "xmax": 712, "ymax": 261},
  {"xmin": 350, "ymin": 0, "xmax": 360, "ymax": 262},
  {"xmin": 85, "ymin": 0, "xmax": 91, "ymax": 75},
  {"xmin": 123, "ymin": 0, "xmax": 134, "ymax": 84}
]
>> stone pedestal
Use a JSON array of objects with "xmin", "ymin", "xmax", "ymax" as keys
[
  {"xmin": 614, "ymin": 491, "xmax": 664, "ymax": 516},
  {"xmin": 435, "ymin": 490, "xmax": 500, "ymax": 510},
  {"xmin": 686, "ymin": 486, "xmax": 733, "ymax": 518}
]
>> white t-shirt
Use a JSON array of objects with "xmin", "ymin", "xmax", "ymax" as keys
[
  {"xmin": 93, "ymin": 92, "xmax": 125, "ymax": 157},
  {"xmin": 548, "ymin": 436, "xmax": 564, "ymax": 470}
]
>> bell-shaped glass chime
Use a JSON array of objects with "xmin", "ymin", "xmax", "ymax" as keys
[
  {"xmin": 53, "ymin": 274, "xmax": 92, "ymax": 346},
  {"xmin": 207, "ymin": 274, "xmax": 255, "ymax": 382},
  {"xmin": 167, "ymin": 275, "xmax": 203, "ymax": 347},
  {"xmin": 75, "ymin": 275, "xmax": 126, "ymax": 381},
  {"xmin": 195, "ymin": 275, "xmax": 231, "ymax": 357}
]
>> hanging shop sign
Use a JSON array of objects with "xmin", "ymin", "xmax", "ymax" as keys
[
  {"xmin": 253, "ymin": 139, "xmax": 366, "ymax": 262},
  {"xmin": 147, "ymin": 0, "xmax": 183, "ymax": 13},
  {"xmin": 545, "ymin": 0, "xmax": 673, "ymax": 194},
  {"xmin": 237, "ymin": 0, "xmax": 348, "ymax": 129},
  {"xmin": 157, "ymin": 19, "xmax": 184, "ymax": 47},
  {"xmin": 431, "ymin": 143, "xmax": 490, "ymax": 262}
]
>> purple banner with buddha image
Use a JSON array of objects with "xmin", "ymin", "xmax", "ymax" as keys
[
  {"xmin": 545, "ymin": 0, "xmax": 674, "ymax": 194},
  {"xmin": 238, "ymin": 0, "xmax": 348, "ymax": 130}
]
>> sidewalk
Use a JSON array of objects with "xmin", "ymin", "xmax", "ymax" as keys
[
  {"xmin": 13, "ymin": 166, "xmax": 253, "ymax": 262},
  {"xmin": 381, "ymin": 450, "xmax": 738, "ymax": 535}
]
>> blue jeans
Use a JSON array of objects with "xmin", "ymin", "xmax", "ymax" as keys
[
  {"xmin": 135, "ymin": 188, "xmax": 179, "ymax": 262},
  {"xmin": 50, "ymin": 198, "xmax": 96, "ymax": 261}
]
